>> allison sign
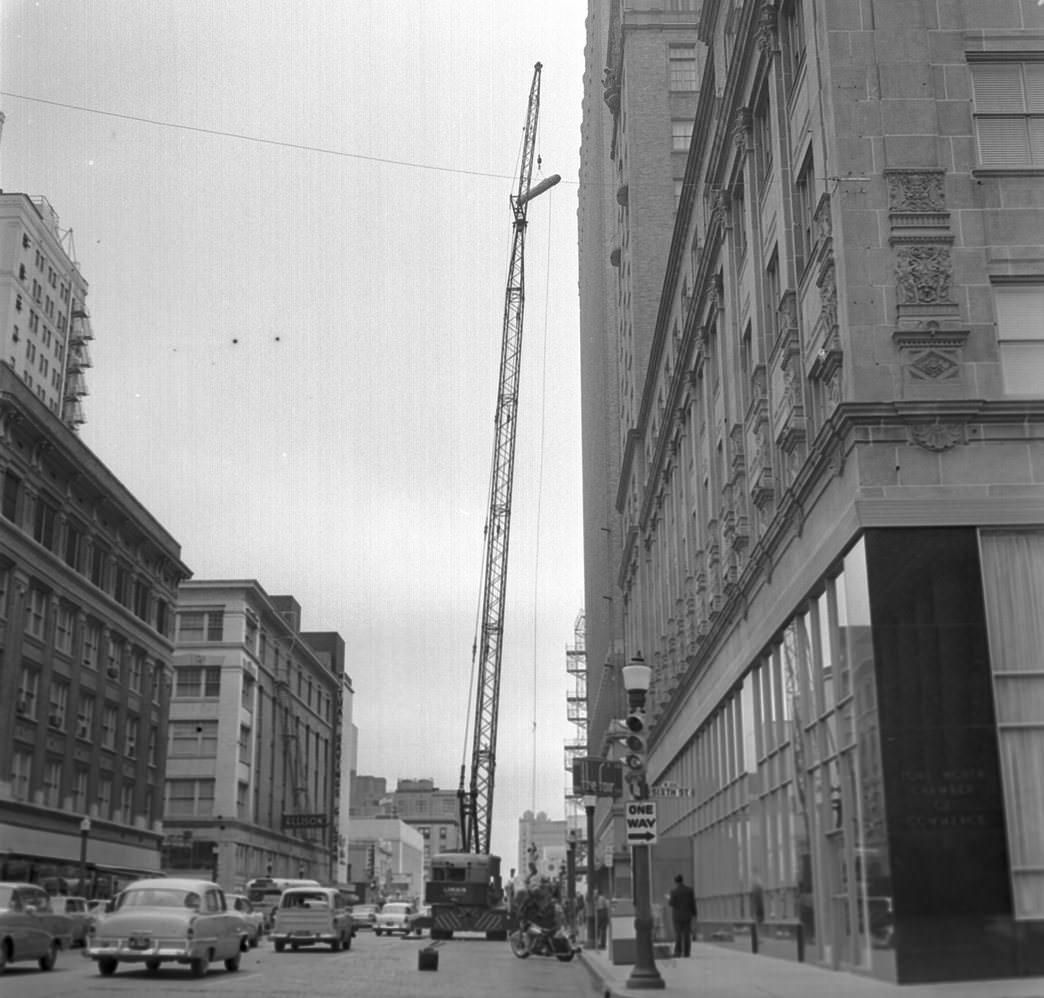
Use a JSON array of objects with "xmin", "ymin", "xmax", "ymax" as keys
[{"xmin": 572, "ymin": 757, "xmax": 623, "ymax": 798}]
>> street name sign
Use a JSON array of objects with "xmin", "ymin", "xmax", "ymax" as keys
[
  {"xmin": 625, "ymin": 800, "xmax": 658, "ymax": 845},
  {"xmin": 572, "ymin": 756, "xmax": 623, "ymax": 798}
]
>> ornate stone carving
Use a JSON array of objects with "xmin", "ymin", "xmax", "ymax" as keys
[
  {"xmin": 732, "ymin": 107, "xmax": 752, "ymax": 149},
  {"xmin": 756, "ymin": 0, "xmax": 778, "ymax": 54},
  {"xmin": 886, "ymin": 169, "xmax": 945, "ymax": 213},
  {"xmin": 814, "ymin": 194, "xmax": 832, "ymax": 243},
  {"xmin": 710, "ymin": 189, "xmax": 731, "ymax": 231},
  {"xmin": 819, "ymin": 262, "xmax": 837, "ymax": 333},
  {"xmin": 910, "ymin": 423, "xmax": 965, "ymax": 451},
  {"xmin": 893, "ymin": 321, "xmax": 968, "ymax": 385},
  {"xmin": 896, "ymin": 246, "xmax": 953, "ymax": 306}
]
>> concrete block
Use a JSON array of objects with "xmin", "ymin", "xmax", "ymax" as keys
[
  {"xmin": 942, "ymin": 64, "xmax": 971, "ymax": 101},
  {"xmin": 929, "ymin": 30, "xmax": 970, "ymax": 65},
  {"xmin": 895, "ymin": 445, "xmax": 943, "ymax": 486},
  {"xmin": 936, "ymin": 100, "xmax": 971, "ymax": 137},
  {"xmin": 878, "ymin": 64, "xmax": 935, "ymax": 101},
  {"xmin": 881, "ymin": 99, "xmax": 939, "ymax": 136},
  {"xmin": 882, "ymin": 134, "xmax": 941, "ymax": 167}
]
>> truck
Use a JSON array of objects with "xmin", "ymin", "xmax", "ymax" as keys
[{"xmin": 269, "ymin": 886, "xmax": 353, "ymax": 952}]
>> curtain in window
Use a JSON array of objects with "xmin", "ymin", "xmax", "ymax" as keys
[{"xmin": 979, "ymin": 529, "xmax": 1044, "ymax": 918}]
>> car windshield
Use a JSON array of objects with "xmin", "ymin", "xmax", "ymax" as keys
[
  {"xmin": 0, "ymin": 886, "xmax": 12, "ymax": 908},
  {"xmin": 384, "ymin": 904, "xmax": 410, "ymax": 914},
  {"xmin": 115, "ymin": 888, "xmax": 201, "ymax": 910},
  {"xmin": 354, "ymin": 905, "xmax": 377, "ymax": 914}
]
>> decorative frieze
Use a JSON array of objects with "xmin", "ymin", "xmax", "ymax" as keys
[
  {"xmin": 892, "ymin": 321, "xmax": 969, "ymax": 391},
  {"xmin": 886, "ymin": 169, "xmax": 945, "ymax": 213},
  {"xmin": 895, "ymin": 245, "xmax": 957, "ymax": 322},
  {"xmin": 908, "ymin": 422, "xmax": 966, "ymax": 451}
]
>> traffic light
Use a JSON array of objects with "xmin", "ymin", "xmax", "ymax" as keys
[{"xmin": 623, "ymin": 709, "xmax": 647, "ymax": 780}]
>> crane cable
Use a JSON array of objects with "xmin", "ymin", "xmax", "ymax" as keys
[{"xmin": 530, "ymin": 158, "xmax": 553, "ymax": 814}]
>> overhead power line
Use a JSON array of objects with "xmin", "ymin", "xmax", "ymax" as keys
[{"xmin": 0, "ymin": 90, "xmax": 578, "ymax": 184}]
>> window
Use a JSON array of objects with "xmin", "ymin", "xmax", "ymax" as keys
[
  {"xmin": 133, "ymin": 580, "xmax": 150, "ymax": 620},
  {"xmin": 55, "ymin": 602, "xmax": 74, "ymax": 653},
  {"xmin": 674, "ymin": 178, "xmax": 684, "ymax": 211},
  {"xmin": 766, "ymin": 250, "xmax": 781, "ymax": 336},
  {"xmin": 106, "ymin": 637, "xmax": 122, "ymax": 680},
  {"xmin": 98, "ymin": 776, "xmax": 112, "ymax": 816},
  {"xmin": 781, "ymin": 0, "xmax": 807, "ymax": 83},
  {"xmin": 101, "ymin": 703, "xmax": 118, "ymax": 750},
  {"xmin": 147, "ymin": 728, "xmax": 157, "ymax": 766},
  {"xmin": 125, "ymin": 718, "xmax": 138, "ymax": 758},
  {"xmin": 754, "ymin": 88, "xmax": 773, "ymax": 188},
  {"xmin": 77, "ymin": 694, "xmax": 95, "ymax": 740},
  {"xmin": 32, "ymin": 496, "xmax": 57, "ymax": 549},
  {"xmin": 179, "ymin": 609, "xmax": 223, "ymax": 641},
  {"xmin": 170, "ymin": 719, "xmax": 218, "ymax": 755},
  {"xmin": 48, "ymin": 681, "xmax": 68, "ymax": 729},
  {"xmin": 11, "ymin": 751, "xmax": 32, "ymax": 801},
  {"xmin": 120, "ymin": 784, "xmax": 134, "ymax": 825},
  {"xmin": 73, "ymin": 768, "xmax": 88, "ymax": 813},
  {"xmin": 165, "ymin": 778, "xmax": 215, "ymax": 817},
  {"xmin": 174, "ymin": 665, "xmax": 221, "ymax": 698},
  {"xmin": 2, "ymin": 469, "xmax": 21, "ymax": 522},
  {"xmin": 63, "ymin": 521, "xmax": 82, "ymax": 569},
  {"xmin": 238, "ymin": 725, "xmax": 251, "ymax": 761},
  {"xmin": 129, "ymin": 650, "xmax": 144, "ymax": 693},
  {"xmin": 794, "ymin": 151, "xmax": 816, "ymax": 267},
  {"xmin": 732, "ymin": 176, "xmax": 747, "ymax": 261},
  {"xmin": 26, "ymin": 588, "xmax": 47, "ymax": 639},
  {"xmin": 90, "ymin": 543, "xmax": 108, "ymax": 588},
  {"xmin": 669, "ymin": 45, "xmax": 698, "ymax": 92},
  {"xmin": 43, "ymin": 759, "xmax": 61, "ymax": 808},
  {"xmin": 207, "ymin": 610, "xmax": 224, "ymax": 641},
  {"xmin": 113, "ymin": 563, "xmax": 129, "ymax": 605},
  {"xmin": 970, "ymin": 60, "xmax": 1044, "ymax": 168},
  {"xmin": 83, "ymin": 619, "xmax": 100, "ymax": 668},
  {"xmin": 672, "ymin": 118, "xmax": 694, "ymax": 152},
  {"xmin": 17, "ymin": 666, "xmax": 39, "ymax": 719},
  {"xmin": 994, "ymin": 284, "xmax": 1044, "ymax": 393}
]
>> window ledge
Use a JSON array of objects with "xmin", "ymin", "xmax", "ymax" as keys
[{"xmin": 972, "ymin": 167, "xmax": 1044, "ymax": 178}]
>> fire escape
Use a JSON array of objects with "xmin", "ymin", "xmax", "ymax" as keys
[
  {"xmin": 564, "ymin": 610, "xmax": 587, "ymax": 829},
  {"xmin": 62, "ymin": 301, "xmax": 92, "ymax": 430}
]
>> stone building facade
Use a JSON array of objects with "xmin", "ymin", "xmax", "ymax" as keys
[
  {"xmin": 164, "ymin": 582, "xmax": 352, "ymax": 889},
  {"xmin": 580, "ymin": 0, "xmax": 1044, "ymax": 985},
  {"xmin": 0, "ymin": 362, "xmax": 189, "ymax": 894}
]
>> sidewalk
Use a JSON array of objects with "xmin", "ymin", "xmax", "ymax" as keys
[{"xmin": 579, "ymin": 942, "xmax": 1044, "ymax": 998}]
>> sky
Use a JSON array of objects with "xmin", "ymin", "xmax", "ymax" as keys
[{"xmin": 0, "ymin": 0, "xmax": 588, "ymax": 868}]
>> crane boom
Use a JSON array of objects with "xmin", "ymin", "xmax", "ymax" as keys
[{"xmin": 460, "ymin": 62, "xmax": 560, "ymax": 857}]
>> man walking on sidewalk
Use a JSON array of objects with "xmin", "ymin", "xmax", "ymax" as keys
[{"xmin": 668, "ymin": 874, "xmax": 697, "ymax": 957}]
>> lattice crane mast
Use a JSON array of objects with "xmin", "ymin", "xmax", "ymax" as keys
[{"xmin": 459, "ymin": 62, "xmax": 560, "ymax": 857}]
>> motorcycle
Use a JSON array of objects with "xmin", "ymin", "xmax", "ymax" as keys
[{"xmin": 508, "ymin": 920, "xmax": 578, "ymax": 962}]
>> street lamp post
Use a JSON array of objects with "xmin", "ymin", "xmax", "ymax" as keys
[
  {"xmin": 78, "ymin": 818, "xmax": 92, "ymax": 897},
  {"xmin": 566, "ymin": 829, "xmax": 577, "ymax": 931},
  {"xmin": 583, "ymin": 794, "xmax": 597, "ymax": 950},
  {"xmin": 622, "ymin": 653, "xmax": 664, "ymax": 990}
]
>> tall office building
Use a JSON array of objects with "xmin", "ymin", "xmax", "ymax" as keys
[
  {"xmin": 576, "ymin": 0, "xmax": 702, "ymax": 901},
  {"xmin": 0, "ymin": 183, "xmax": 92, "ymax": 430},
  {"xmin": 579, "ymin": 0, "xmax": 1044, "ymax": 985}
]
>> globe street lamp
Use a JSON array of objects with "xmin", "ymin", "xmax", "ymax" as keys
[
  {"xmin": 583, "ymin": 794, "xmax": 597, "ymax": 949},
  {"xmin": 622, "ymin": 653, "xmax": 664, "ymax": 990}
]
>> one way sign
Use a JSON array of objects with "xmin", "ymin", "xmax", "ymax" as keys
[{"xmin": 625, "ymin": 801, "xmax": 658, "ymax": 845}]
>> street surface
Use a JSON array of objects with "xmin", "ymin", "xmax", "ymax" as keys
[{"xmin": 4, "ymin": 931, "xmax": 597, "ymax": 998}]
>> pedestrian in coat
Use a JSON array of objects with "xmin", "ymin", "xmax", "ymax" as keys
[{"xmin": 667, "ymin": 874, "xmax": 698, "ymax": 957}]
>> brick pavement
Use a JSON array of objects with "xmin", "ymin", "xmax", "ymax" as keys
[{"xmin": 579, "ymin": 942, "xmax": 1044, "ymax": 998}]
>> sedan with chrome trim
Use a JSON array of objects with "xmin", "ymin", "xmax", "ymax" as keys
[{"xmin": 84, "ymin": 877, "xmax": 243, "ymax": 977}]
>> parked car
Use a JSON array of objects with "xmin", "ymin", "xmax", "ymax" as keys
[
  {"xmin": 227, "ymin": 894, "xmax": 264, "ymax": 948},
  {"xmin": 349, "ymin": 903, "xmax": 379, "ymax": 930},
  {"xmin": 407, "ymin": 904, "xmax": 434, "ymax": 937},
  {"xmin": 0, "ymin": 882, "xmax": 73, "ymax": 973},
  {"xmin": 270, "ymin": 886, "xmax": 353, "ymax": 952},
  {"xmin": 375, "ymin": 902, "xmax": 415, "ymax": 937},
  {"xmin": 84, "ymin": 877, "xmax": 244, "ymax": 977},
  {"xmin": 53, "ymin": 896, "xmax": 91, "ymax": 947}
]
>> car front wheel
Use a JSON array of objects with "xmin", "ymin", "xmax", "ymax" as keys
[
  {"xmin": 38, "ymin": 941, "xmax": 58, "ymax": 971},
  {"xmin": 98, "ymin": 957, "xmax": 119, "ymax": 976},
  {"xmin": 189, "ymin": 953, "xmax": 208, "ymax": 977}
]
